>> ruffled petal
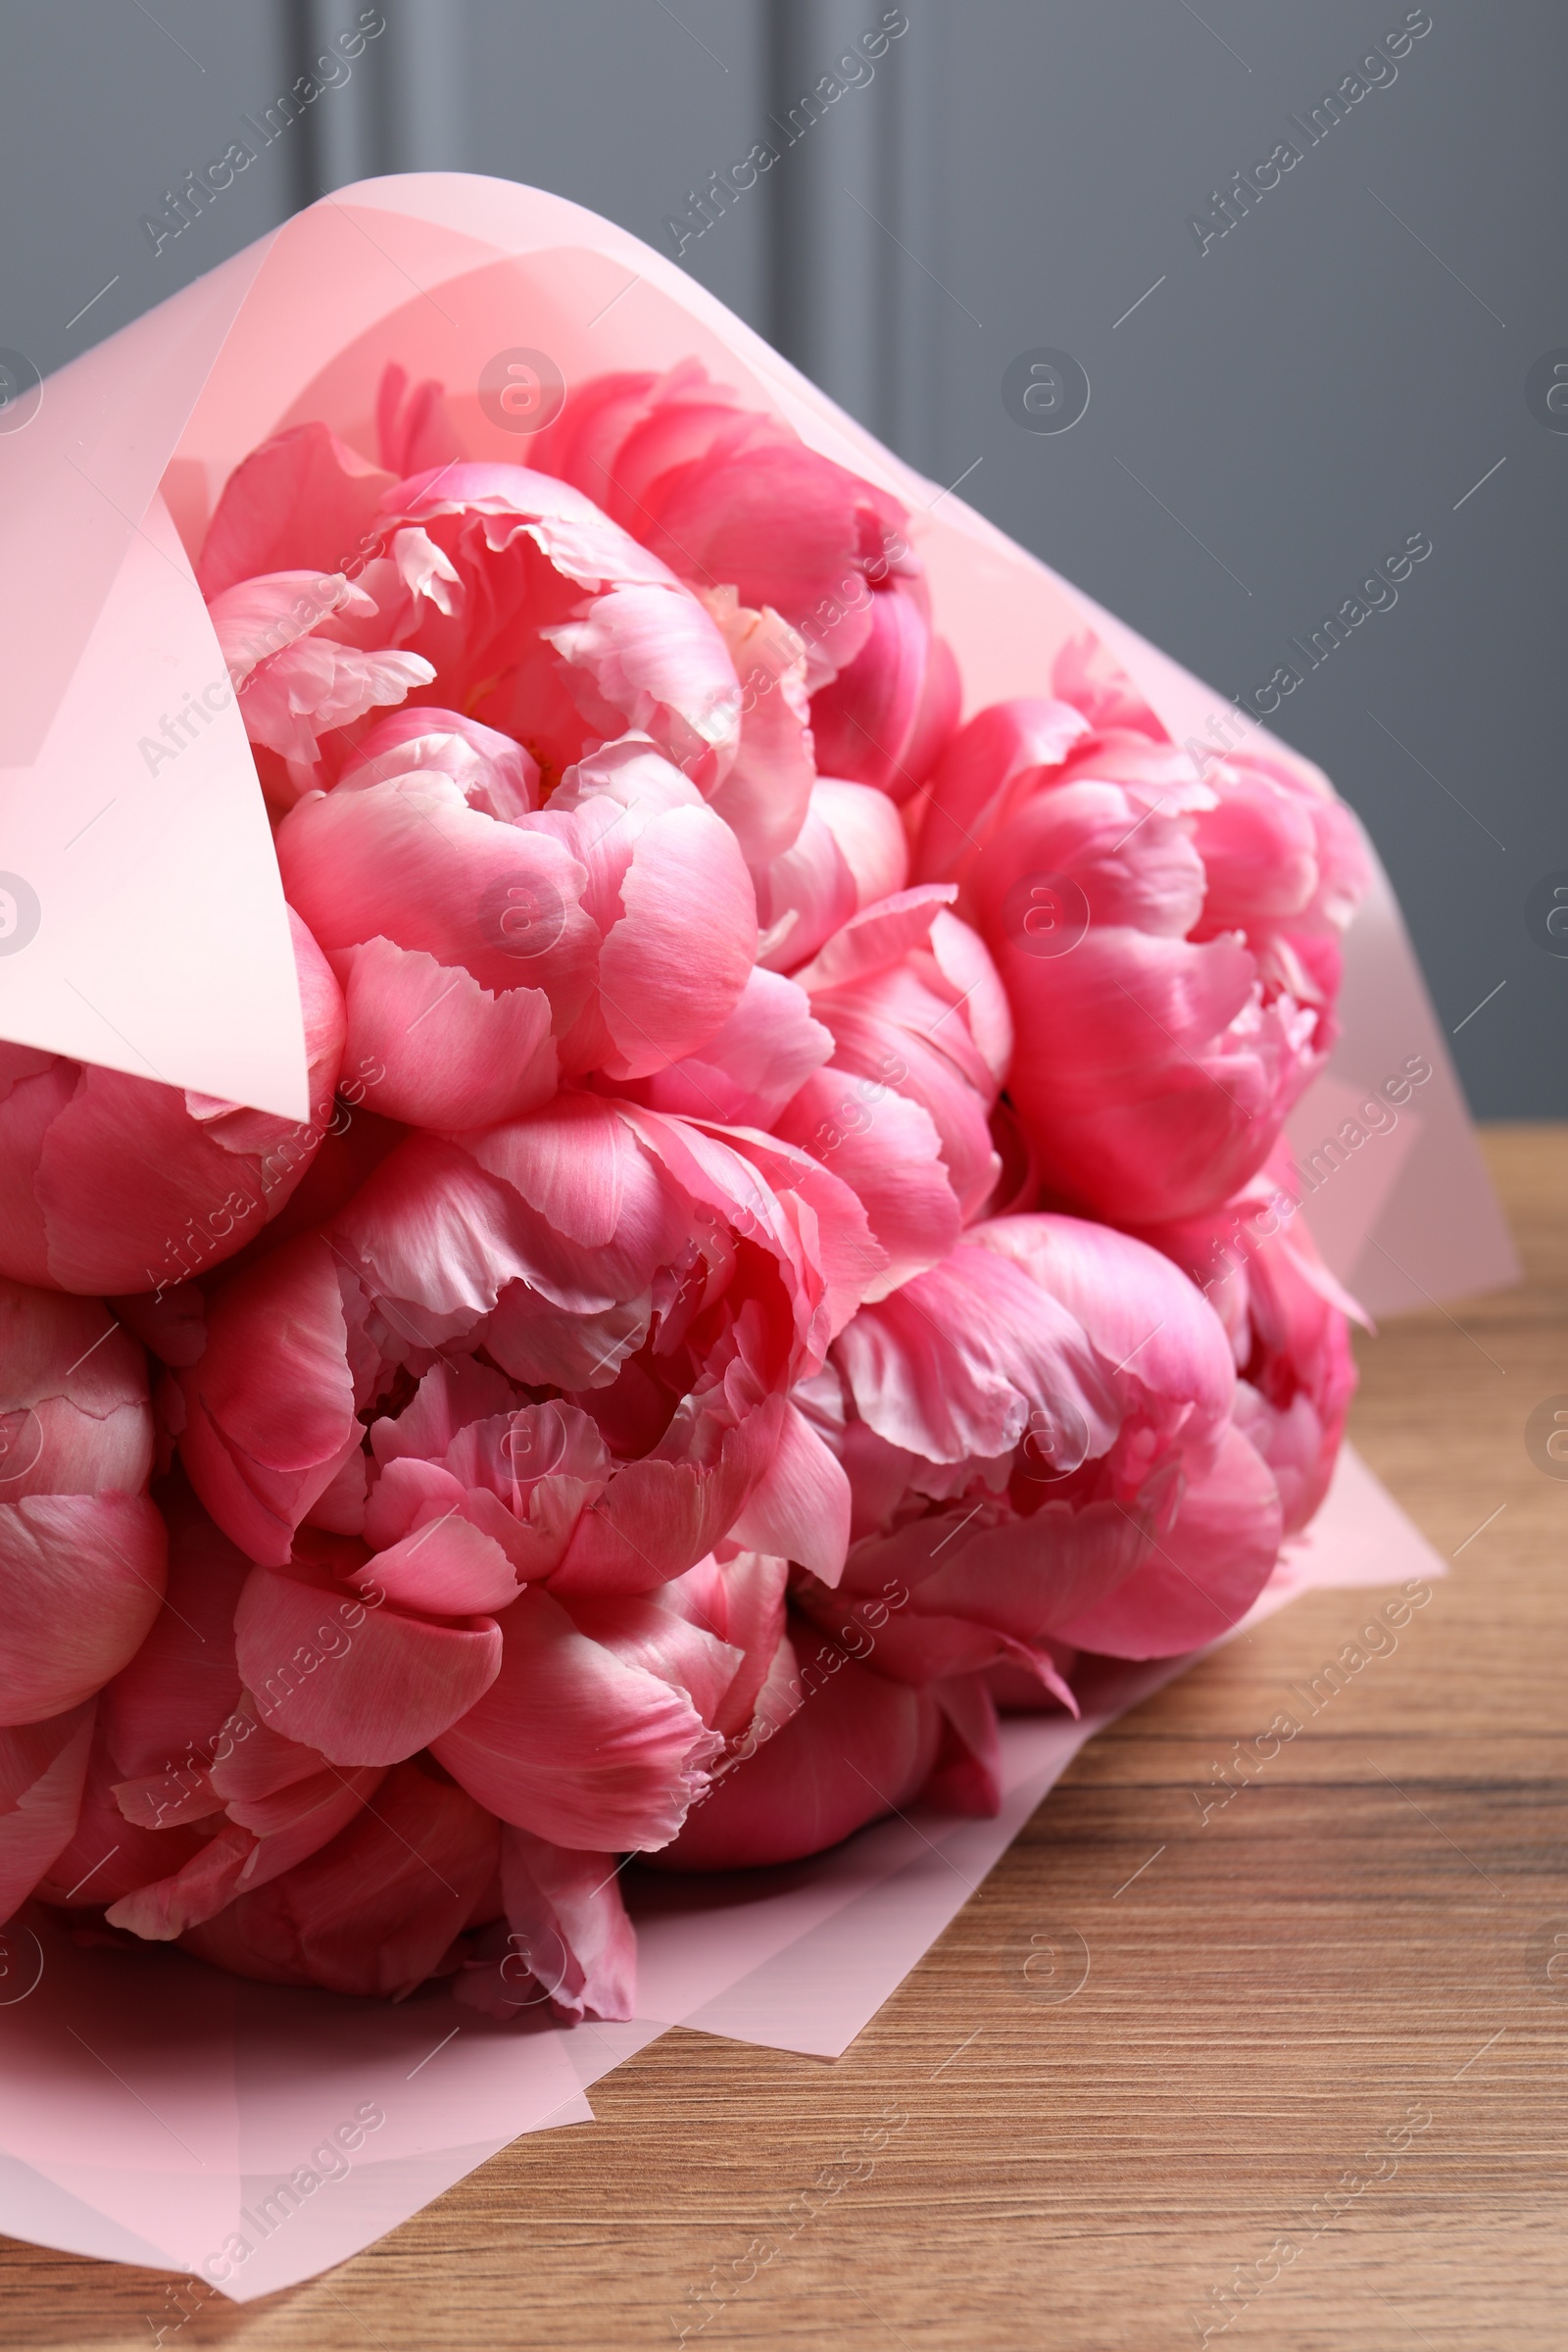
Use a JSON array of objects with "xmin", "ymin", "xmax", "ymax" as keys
[
  {"xmin": 632, "ymin": 966, "xmax": 833, "ymax": 1128},
  {"xmin": 431, "ymin": 1585, "xmax": 722, "ymax": 1850},
  {"xmin": 728, "ymin": 1399, "xmax": 852, "ymax": 1584},
  {"xmin": 455, "ymin": 1825, "xmax": 636, "ymax": 2022},
  {"xmin": 1053, "ymin": 1423, "xmax": 1282, "ymax": 1656},
  {"xmin": 198, "ymin": 421, "xmax": 393, "ymax": 600},
  {"xmin": 649, "ymin": 1630, "xmax": 941, "ymax": 1870},
  {"xmin": 335, "ymin": 938, "xmax": 558, "ymax": 1129}
]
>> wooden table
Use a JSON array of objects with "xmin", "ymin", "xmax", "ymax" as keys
[{"xmin": 5, "ymin": 1127, "xmax": 1563, "ymax": 2352}]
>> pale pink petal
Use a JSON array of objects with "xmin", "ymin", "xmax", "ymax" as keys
[
  {"xmin": 339, "ymin": 705, "xmax": 540, "ymax": 818},
  {"xmin": 810, "ymin": 776, "xmax": 910, "ymax": 905},
  {"xmin": 335, "ymin": 938, "xmax": 558, "ymax": 1129},
  {"xmin": 199, "ymin": 421, "xmax": 393, "ymax": 600},
  {"xmin": 237, "ymin": 633, "xmax": 437, "ymax": 766},
  {"xmin": 774, "ymin": 1075, "xmax": 959, "ymax": 1298},
  {"xmin": 728, "ymin": 1400, "xmax": 852, "ymax": 1585},
  {"xmin": 833, "ymin": 1245, "xmax": 1119, "ymax": 1468},
  {"xmin": 703, "ymin": 592, "xmax": 816, "ymax": 864},
  {"xmin": 543, "ymin": 581, "xmax": 742, "ymax": 780},
  {"xmin": 277, "ymin": 770, "xmax": 598, "ymax": 1023},
  {"xmin": 593, "ymin": 804, "xmax": 758, "ymax": 1079},
  {"xmin": 791, "ymin": 885, "xmax": 956, "ymax": 996},
  {"xmin": 632, "ymin": 967, "xmax": 833, "ymax": 1128},
  {"xmin": 208, "ymin": 568, "xmax": 376, "ymax": 682}
]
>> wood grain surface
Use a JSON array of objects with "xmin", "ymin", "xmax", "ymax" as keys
[{"xmin": 4, "ymin": 1125, "xmax": 1564, "ymax": 2352}]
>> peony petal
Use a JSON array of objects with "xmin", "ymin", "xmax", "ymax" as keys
[
  {"xmin": 176, "ymin": 1236, "xmax": 360, "ymax": 1565},
  {"xmin": 918, "ymin": 1673, "xmax": 1004, "ymax": 1814},
  {"xmin": 0, "ymin": 1282, "xmax": 152, "ymax": 1499},
  {"xmin": 431, "ymin": 1585, "xmax": 722, "ymax": 1850},
  {"xmin": 335, "ymin": 937, "xmax": 558, "ymax": 1129},
  {"xmin": 632, "ymin": 966, "xmax": 833, "ymax": 1128},
  {"xmin": 916, "ymin": 696, "xmax": 1093, "ymax": 885},
  {"xmin": 543, "ymin": 580, "xmax": 742, "ymax": 779},
  {"xmin": 1054, "ymin": 1423, "xmax": 1282, "ymax": 1656},
  {"xmin": 278, "ymin": 771, "xmax": 598, "ymax": 1023},
  {"xmin": 594, "ymin": 804, "xmax": 758, "ymax": 1080},
  {"xmin": 648, "ymin": 1631, "xmax": 941, "ymax": 1870},
  {"xmin": 178, "ymin": 1761, "xmax": 500, "ymax": 1999},
  {"xmin": 808, "ymin": 583, "xmax": 931, "ymax": 795},
  {"xmin": 199, "ymin": 421, "xmax": 394, "ymax": 600},
  {"xmin": 703, "ymin": 593, "xmax": 816, "ymax": 865},
  {"xmin": 775, "ymin": 1071, "xmax": 960, "ymax": 1298},
  {"xmin": 234, "ymin": 1567, "xmax": 502, "ymax": 1766},
  {"xmin": 0, "ymin": 1702, "xmax": 94, "ymax": 1921},
  {"xmin": 0, "ymin": 1494, "xmax": 167, "ymax": 1727},
  {"xmin": 833, "ymin": 1245, "xmax": 1119, "ymax": 1468},
  {"xmin": 97, "ymin": 1473, "xmax": 249, "ymax": 1784},
  {"xmin": 339, "ymin": 705, "xmax": 540, "ymax": 818},
  {"xmin": 729, "ymin": 1400, "xmax": 852, "ymax": 1585},
  {"xmin": 366, "ymin": 1512, "xmax": 522, "ymax": 1616},
  {"xmin": 455, "ymin": 1825, "xmax": 637, "ymax": 2022}
]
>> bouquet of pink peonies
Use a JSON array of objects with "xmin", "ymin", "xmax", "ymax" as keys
[{"xmin": 0, "ymin": 323, "xmax": 1378, "ymax": 2021}]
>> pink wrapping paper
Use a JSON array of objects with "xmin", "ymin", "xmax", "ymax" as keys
[{"xmin": 0, "ymin": 175, "xmax": 1506, "ymax": 2295}]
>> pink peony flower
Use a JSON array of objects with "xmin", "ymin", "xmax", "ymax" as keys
[
  {"xmin": 199, "ymin": 419, "xmax": 746, "ymax": 808},
  {"xmin": 172, "ymin": 1091, "xmax": 878, "ymax": 1590},
  {"xmin": 916, "ymin": 647, "xmax": 1368, "ymax": 1223},
  {"xmin": 0, "ymin": 910, "xmax": 345, "ymax": 1297},
  {"xmin": 655, "ymin": 1210, "xmax": 1283, "ymax": 1871},
  {"xmin": 534, "ymin": 361, "xmax": 957, "ymax": 797},
  {"xmin": 279, "ymin": 723, "xmax": 759, "ymax": 1123}
]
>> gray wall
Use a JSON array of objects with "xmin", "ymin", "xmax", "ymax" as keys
[{"xmin": 2, "ymin": 1, "xmax": 1562, "ymax": 1113}]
